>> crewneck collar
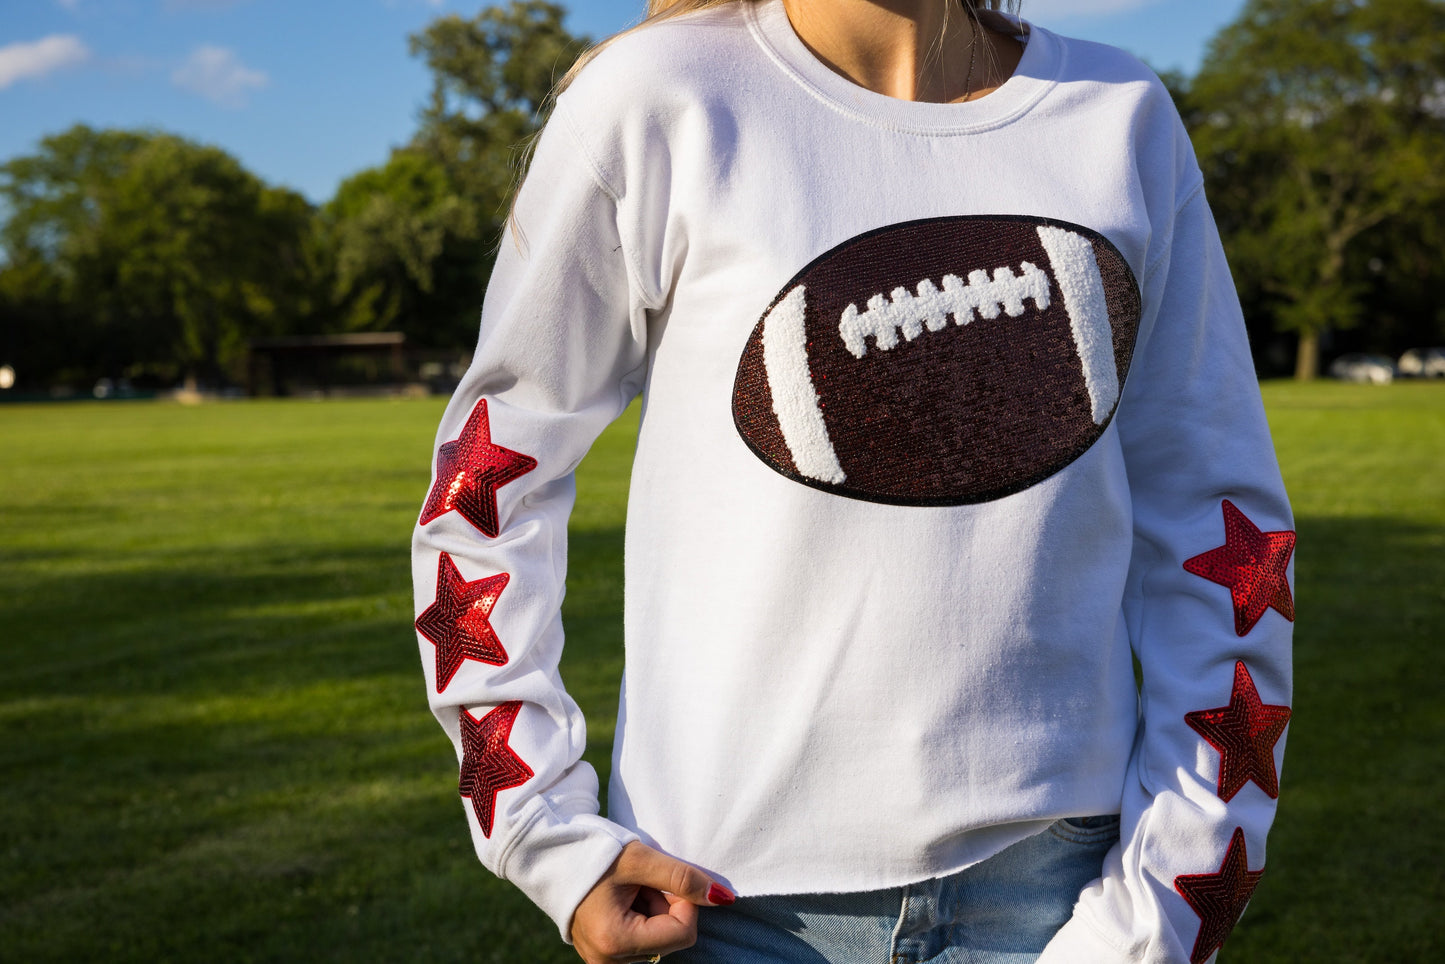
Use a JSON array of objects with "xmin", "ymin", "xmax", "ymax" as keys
[{"xmin": 747, "ymin": 0, "xmax": 1061, "ymax": 135}]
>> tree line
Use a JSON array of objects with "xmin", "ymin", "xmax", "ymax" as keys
[
  {"xmin": 0, "ymin": 1, "xmax": 584, "ymax": 393},
  {"xmin": 1, "ymin": 0, "xmax": 1441, "ymax": 391}
]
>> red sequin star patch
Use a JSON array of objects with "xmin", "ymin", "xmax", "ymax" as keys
[
  {"xmin": 1175, "ymin": 827, "xmax": 1265, "ymax": 964},
  {"xmin": 1183, "ymin": 499, "xmax": 1296, "ymax": 636},
  {"xmin": 415, "ymin": 552, "xmax": 511, "ymax": 692},
  {"xmin": 1186, "ymin": 660, "xmax": 1291, "ymax": 801},
  {"xmin": 458, "ymin": 701, "xmax": 533, "ymax": 837},
  {"xmin": 419, "ymin": 398, "xmax": 537, "ymax": 537}
]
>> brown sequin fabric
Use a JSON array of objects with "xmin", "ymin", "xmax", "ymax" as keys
[{"xmin": 732, "ymin": 215, "xmax": 1142, "ymax": 505}]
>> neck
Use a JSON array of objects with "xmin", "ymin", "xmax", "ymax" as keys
[{"xmin": 781, "ymin": 0, "xmax": 1021, "ymax": 104}]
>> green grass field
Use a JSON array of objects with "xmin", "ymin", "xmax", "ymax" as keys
[{"xmin": 1, "ymin": 382, "xmax": 1440, "ymax": 962}]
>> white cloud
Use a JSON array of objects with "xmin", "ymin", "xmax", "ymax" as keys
[
  {"xmin": 0, "ymin": 34, "xmax": 90, "ymax": 89},
  {"xmin": 1022, "ymin": 0, "xmax": 1158, "ymax": 19},
  {"xmin": 171, "ymin": 44, "xmax": 267, "ymax": 107}
]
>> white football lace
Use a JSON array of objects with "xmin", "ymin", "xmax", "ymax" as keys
[{"xmin": 838, "ymin": 262, "xmax": 1052, "ymax": 359}]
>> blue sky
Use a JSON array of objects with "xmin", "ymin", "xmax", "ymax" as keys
[{"xmin": 1, "ymin": 0, "xmax": 1244, "ymax": 205}]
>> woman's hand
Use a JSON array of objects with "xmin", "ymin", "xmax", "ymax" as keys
[{"xmin": 570, "ymin": 841, "xmax": 735, "ymax": 964}]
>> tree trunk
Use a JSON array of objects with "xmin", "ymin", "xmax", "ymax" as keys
[{"xmin": 1295, "ymin": 329, "xmax": 1320, "ymax": 381}]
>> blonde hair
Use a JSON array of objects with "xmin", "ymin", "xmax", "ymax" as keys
[{"xmin": 556, "ymin": 0, "xmax": 741, "ymax": 93}]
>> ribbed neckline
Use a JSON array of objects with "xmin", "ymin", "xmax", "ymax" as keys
[{"xmin": 746, "ymin": 0, "xmax": 1061, "ymax": 135}]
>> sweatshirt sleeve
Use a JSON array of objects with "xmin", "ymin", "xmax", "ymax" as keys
[
  {"xmin": 1038, "ymin": 184, "xmax": 1294, "ymax": 964},
  {"xmin": 410, "ymin": 101, "xmax": 649, "ymax": 940}
]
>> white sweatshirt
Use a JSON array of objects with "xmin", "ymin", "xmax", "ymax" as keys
[{"xmin": 410, "ymin": 3, "xmax": 1294, "ymax": 962}]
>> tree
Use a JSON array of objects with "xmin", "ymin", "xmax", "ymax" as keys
[
  {"xmin": 325, "ymin": 149, "xmax": 483, "ymax": 349},
  {"xmin": 0, "ymin": 125, "xmax": 320, "ymax": 386},
  {"xmin": 88, "ymin": 136, "xmax": 319, "ymax": 384},
  {"xmin": 314, "ymin": 3, "xmax": 587, "ymax": 355},
  {"xmin": 0, "ymin": 125, "xmax": 150, "ymax": 266},
  {"xmin": 362, "ymin": 1, "xmax": 590, "ymax": 349},
  {"xmin": 0, "ymin": 4, "xmax": 592, "ymax": 388},
  {"xmin": 410, "ymin": 0, "xmax": 588, "ymax": 213},
  {"xmin": 1189, "ymin": 0, "xmax": 1445, "ymax": 379},
  {"xmin": 0, "ymin": 126, "xmax": 153, "ymax": 385}
]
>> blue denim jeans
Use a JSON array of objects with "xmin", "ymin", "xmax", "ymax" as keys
[{"xmin": 673, "ymin": 816, "xmax": 1119, "ymax": 964}]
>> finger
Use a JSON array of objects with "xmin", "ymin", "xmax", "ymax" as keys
[
  {"xmin": 616, "ymin": 844, "xmax": 736, "ymax": 907},
  {"xmin": 609, "ymin": 898, "xmax": 697, "ymax": 959},
  {"xmin": 664, "ymin": 892, "xmax": 700, "ymax": 929},
  {"xmin": 575, "ymin": 909, "xmax": 691, "ymax": 964},
  {"xmin": 631, "ymin": 886, "xmax": 672, "ymax": 918}
]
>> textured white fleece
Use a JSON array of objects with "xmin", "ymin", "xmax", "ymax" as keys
[
  {"xmin": 411, "ymin": 2, "xmax": 1292, "ymax": 958},
  {"xmin": 761, "ymin": 284, "xmax": 847, "ymax": 484}
]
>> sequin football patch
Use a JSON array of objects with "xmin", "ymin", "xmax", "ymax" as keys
[{"xmin": 732, "ymin": 216, "xmax": 1142, "ymax": 505}]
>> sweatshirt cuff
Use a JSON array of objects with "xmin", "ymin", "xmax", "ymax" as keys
[
  {"xmin": 1037, "ymin": 912, "xmax": 1138, "ymax": 964},
  {"xmin": 501, "ymin": 804, "xmax": 641, "ymax": 942}
]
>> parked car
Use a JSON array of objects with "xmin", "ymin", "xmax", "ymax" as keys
[
  {"xmin": 1327, "ymin": 353, "xmax": 1396, "ymax": 384},
  {"xmin": 1398, "ymin": 347, "xmax": 1445, "ymax": 378}
]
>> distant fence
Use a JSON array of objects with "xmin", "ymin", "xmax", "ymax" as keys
[{"xmin": 246, "ymin": 333, "xmax": 472, "ymax": 398}]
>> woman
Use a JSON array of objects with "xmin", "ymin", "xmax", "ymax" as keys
[{"xmin": 411, "ymin": 1, "xmax": 1294, "ymax": 961}]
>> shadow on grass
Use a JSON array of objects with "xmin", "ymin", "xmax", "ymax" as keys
[
  {"xmin": 2, "ymin": 545, "xmax": 408, "ymax": 693},
  {"xmin": 1234, "ymin": 513, "xmax": 1443, "ymax": 962},
  {"xmin": 0, "ymin": 522, "xmax": 625, "ymax": 963},
  {"xmin": 4, "ymin": 507, "xmax": 1439, "ymax": 962}
]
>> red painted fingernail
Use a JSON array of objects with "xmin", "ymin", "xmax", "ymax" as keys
[{"xmin": 707, "ymin": 883, "xmax": 736, "ymax": 906}]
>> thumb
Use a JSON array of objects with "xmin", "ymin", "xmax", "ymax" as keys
[{"xmin": 617, "ymin": 842, "xmax": 736, "ymax": 907}]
